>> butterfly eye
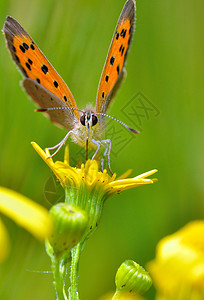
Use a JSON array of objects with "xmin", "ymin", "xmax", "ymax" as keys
[
  {"xmin": 80, "ymin": 114, "xmax": 86, "ymax": 126},
  {"xmin": 92, "ymin": 115, "xmax": 98, "ymax": 126}
]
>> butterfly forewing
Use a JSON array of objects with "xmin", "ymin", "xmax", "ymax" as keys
[
  {"xmin": 96, "ymin": 0, "xmax": 136, "ymax": 113},
  {"xmin": 3, "ymin": 16, "xmax": 79, "ymax": 121}
]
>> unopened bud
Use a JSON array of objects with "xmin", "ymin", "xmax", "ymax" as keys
[
  {"xmin": 115, "ymin": 260, "xmax": 152, "ymax": 295},
  {"xmin": 49, "ymin": 203, "xmax": 88, "ymax": 256}
]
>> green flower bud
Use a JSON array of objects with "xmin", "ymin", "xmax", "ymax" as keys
[
  {"xmin": 49, "ymin": 203, "xmax": 88, "ymax": 256},
  {"xmin": 115, "ymin": 260, "xmax": 152, "ymax": 295}
]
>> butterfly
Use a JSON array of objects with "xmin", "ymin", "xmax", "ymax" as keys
[{"xmin": 3, "ymin": 0, "xmax": 138, "ymax": 174}]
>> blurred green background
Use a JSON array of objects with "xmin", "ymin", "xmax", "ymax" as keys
[{"xmin": 0, "ymin": 0, "xmax": 204, "ymax": 299}]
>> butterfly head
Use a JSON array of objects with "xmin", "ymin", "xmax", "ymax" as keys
[{"xmin": 80, "ymin": 111, "xmax": 98, "ymax": 128}]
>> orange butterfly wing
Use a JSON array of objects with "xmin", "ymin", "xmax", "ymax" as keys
[
  {"xmin": 3, "ymin": 16, "xmax": 79, "ymax": 122},
  {"xmin": 96, "ymin": 0, "xmax": 136, "ymax": 113}
]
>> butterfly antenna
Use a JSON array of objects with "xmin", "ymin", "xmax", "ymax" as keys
[
  {"xmin": 36, "ymin": 107, "xmax": 84, "ymax": 113},
  {"xmin": 95, "ymin": 112, "xmax": 139, "ymax": 134}
]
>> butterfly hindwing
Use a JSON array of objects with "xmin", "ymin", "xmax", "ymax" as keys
[
  {"xmin": 3, "ymin": 16, "xmax": 79, "ymax": 121},
  {"xmin": 22, "ymin": 78, "xmax": 76, "ymax": 129},
  {"xmin": 96, "ymin": 0, "xmax": 136, "ymax": 113}
]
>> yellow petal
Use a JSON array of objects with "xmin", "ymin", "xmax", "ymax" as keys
[
  {"xmin": 0, "ymin": 218, "xmax": 10, "ymax": 262},
  {"xmin": 133, "ymin": 169, "xmax": 158, "ymax": 179},
  {"xmin": 32, "ymin": 142, "xmax": 65, "ymax": 183},
  {"xmin": 0, "ymin": 187, "xmax": 52, "ymax": 241},
  {"xmin": 107, "ymin": 178, "xmax": 154, "ymax": 192},
  {"xmin": 84, "ymin": 160, "xmax": 99, "ymax": 185},
  {"xmin": 31, "ymin": 141, "xmax": 55, "ymax": 169},
  {"xmin": 64, "ymin": 145, "xmax": 69, "ymax": 165},
  {"xmin": 107, "ymin": 170, "xmax": 157, "ymax": 192}
]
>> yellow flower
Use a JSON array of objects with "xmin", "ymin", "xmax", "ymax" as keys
[
  {"xmin": 0, "ymin": 187, "xmax": 53, "ymax": 262},
  {"xmin": 31, "ymin": 142, "xmax": 157, "ymax": 193},
  {"xmin": 32, "ymin": 142, "xmax": 157, "ymax": 239},
  {"xmin": 147, "ymin": 221, "xmax": 204, "ymax": 300}
]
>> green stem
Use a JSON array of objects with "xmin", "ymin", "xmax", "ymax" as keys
[
  {"xmin": 52, "ymin": 256, "xmax": 68, "ymax": 300},
  {"xmin": 69, "ymin": 242, "xmax": 83, "ymax": 300}
]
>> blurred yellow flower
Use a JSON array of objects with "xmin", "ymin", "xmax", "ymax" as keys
[
  {"xmin": 0, "ymin": 217, "xmax": 9, "ymax": 262},
  {"xmin": 147, "ymin": 221, "xmax": 204, "ymax": 300},
  {"xmin": 0, "ymin": 187, "xmax": 53, "ymax": 262},
  {"xmin": 99, "ymin": 292, "xmax": 145, "ymax": 300}
]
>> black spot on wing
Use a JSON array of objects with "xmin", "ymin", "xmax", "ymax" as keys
[
  {"xmin": 120, "ymin": 28, "xmax": 124, "ymax": 36},
  {"xmin": 117, "ymin": 64, "xmax": 120, "ymax": 75},
  {"xmin": 122, "ymin": 29, "xmax": 127, "ymax": 38},
  {"xmin": 41, "ymin": 64, "xmax": 48, "ymax": 74},
  {"xmin": 30, "ymin": 44, "xmax": 35, "ymax": 50},
  {"xmin": 23, "ymin": 42, "xmax": 29, "ymax": 50},
  {"xmin": 121, "ymin": 46, "xmax": 125, "ymax": 56},
  {"xmin": 105, "ymin": 75, "xmax": 109, "ymax": 82},
  {"xmin": 25, "ymin": 62, "xmax": 31, "ymax": 70},
  {"xmin": 64, "ymin": 95, "xmax": 67, "ymax": 102},
  {"xmin": 110, "ymin": 56, "xmax": 115, "ymax": 65},
  {"xmin": 36, "ymin": 78, "xmax": 40, "ymax": 84},
  {"xmin": 28, "ymin": 58, "xmax": 33, "ymax": 65},
  {"xmin": 53, "ymin": 80, "xmax": 58, "ymax": 88},
  {"xmin": 19, "ymin": 45, "xmax": 25, "ymax": 53}
]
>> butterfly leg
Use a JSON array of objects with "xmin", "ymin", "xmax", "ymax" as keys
[
  {"xmin": 91, "ymin": 140, "xmax": 101, "ymax": 161},
  {"xmin": 100, "ymin": 139, "xmax": 112, "ymax": 174},
  {"xmin": 92, "ymin": 139, "xmax": 113, "ymax": 174},
  {"xmin": 47, "ymin": 130, "xmax": 74, "ymax": 157}
]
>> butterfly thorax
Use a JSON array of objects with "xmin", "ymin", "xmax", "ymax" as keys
[{"xmin": 72, "ymin": 107, "xmax": 104, "ymax": 149}]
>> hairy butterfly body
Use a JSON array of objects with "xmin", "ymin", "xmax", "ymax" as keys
[{"xmin": 3, "ymin": 0, "xmax": 137, "ymax": 173}]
